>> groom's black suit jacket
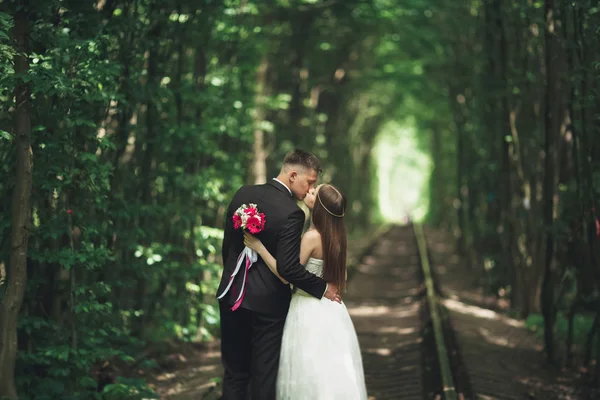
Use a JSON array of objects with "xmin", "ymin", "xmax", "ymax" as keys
[{"xmin": 218, "ymin": 180, "xmax": 327, "ymax": 316}]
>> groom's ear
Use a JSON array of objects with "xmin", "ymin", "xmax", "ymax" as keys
[{"xmin": 289, "ymin": 171, "xmax": 297, "ymax": 182}]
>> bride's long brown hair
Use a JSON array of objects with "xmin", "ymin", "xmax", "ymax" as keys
[{"xmin": 312, "ymin": 184, "xmax": 347, "ymax": 291}]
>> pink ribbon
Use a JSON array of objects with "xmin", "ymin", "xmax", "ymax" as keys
[
  {"xmin": 231, "ymin": 255, "xmax": 253, "ymax": 311},
  {"xmin": 217, "ymin": 247, "xmax": 258, "ymax": 311}
]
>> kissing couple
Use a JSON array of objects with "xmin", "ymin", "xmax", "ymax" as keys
[{"xmin": 217, "ymin": 149, "xmax": 367, "ymax": 400}]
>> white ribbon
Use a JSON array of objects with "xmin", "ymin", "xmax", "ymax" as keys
[{"xmin": 217, "ymin": 246, "xmax": 258, "ymax": 303}]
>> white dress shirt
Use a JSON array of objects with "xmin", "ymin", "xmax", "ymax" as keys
[{"xmin": 272, "ymin": 178, "xmax": 292, "ymax": 196}]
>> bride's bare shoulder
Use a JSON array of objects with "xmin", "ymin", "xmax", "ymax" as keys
[
  {"xmin": 303, "ymin": 228, "xmax": 321, "ymax": 241},
  {"xmin": 302, "ymin": 229, "xmax": 323, "ymax": 258},
  {"xmin": 302, "ymin": 229, "xmax": 321, "ymax": 247}
]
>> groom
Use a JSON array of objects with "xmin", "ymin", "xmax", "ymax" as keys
[{"xmin": 218, "ymin": 149, "xmax": 341, "ymax": 399}]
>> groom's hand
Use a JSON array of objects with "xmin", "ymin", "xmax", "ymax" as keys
[{"xmin": 324, "ymin": 283, "xmax": 342, "ymax": 304}]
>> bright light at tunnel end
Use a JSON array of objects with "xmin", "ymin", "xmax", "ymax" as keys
[{"xmin": 374, "ymin": 119, "xmax": 432, "ymax": 224}]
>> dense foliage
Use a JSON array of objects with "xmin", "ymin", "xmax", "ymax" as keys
[
  {"xmin": 1, "ymin": 0, "xmax": 599, "ymax": 398},
  {"xmin": 0, "ymin": 1, "xmax": 403, "ymax": 398},
  {"xmin": 420, "ymin": 0, "xmax": 600, "ymax": 383}
]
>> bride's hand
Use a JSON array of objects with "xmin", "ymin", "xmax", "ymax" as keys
[{"xmin": 244, "ymin": 232, "xmax": 264, "ymax": 252}]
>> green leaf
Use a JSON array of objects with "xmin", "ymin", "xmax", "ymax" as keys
[
  {"xmin": 119, "ymin": 354, "xmax": 135, "ymax": 363},
  {"xmin": 0, "ymin": 130, "xmax": 13, "ymax": 141}
]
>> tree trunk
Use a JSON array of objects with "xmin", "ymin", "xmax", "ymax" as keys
[
  {"xmin": 252, "ymin": 55, "xmax": 269, "ymax": 185},
  {"xmin": 541, "ymin": 0, "xmax": 561, "ymax": 363},
  {"xmin": 453, "ymin": 97, "xmax": 468, "ymax": 264},
  {"xmin": 0, "ymin": 7, "xmax": 32, "ymax": 398},
  {"xmin": 429, "ymin": 125, "xmax": 443, "ymax": 226},
  {"xmin": 133, "ymin": 20, "xmax": 160, "ymax": 338}
]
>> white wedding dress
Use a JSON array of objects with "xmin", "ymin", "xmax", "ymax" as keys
[{"xmin": 276, "ymin": 258, "xmax": 368, "ymax": 400}]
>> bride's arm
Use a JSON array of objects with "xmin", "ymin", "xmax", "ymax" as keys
[
  {"xmin": 244, "ymin": 232, "xmax": 318, "ymax": 285},
  {"xmin": 244, "ymin": 233, "xmax": 288, "ymax": 284}
]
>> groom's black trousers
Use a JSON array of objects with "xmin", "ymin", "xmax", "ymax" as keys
[{"xmin": 220, "ymin": 302, "xmax": 287, "ymax": 400}]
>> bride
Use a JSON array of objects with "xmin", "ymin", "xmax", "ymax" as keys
[{"xmin": 244, "ymin": 184, "xmax": 368, "ymax": 400}]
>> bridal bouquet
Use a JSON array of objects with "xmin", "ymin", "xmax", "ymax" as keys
[
  {"xmin": 232, "ymin": 203, "xmax": 266, "ymax": 233},
  {"xmin": 217, "ymin": 204, "xmax": 266, "ymax": 311}
]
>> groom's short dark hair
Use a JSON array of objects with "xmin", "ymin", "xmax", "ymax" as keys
[{"xmin": 282, "ymin": 149, "xmax": 322, "ymax": 174}]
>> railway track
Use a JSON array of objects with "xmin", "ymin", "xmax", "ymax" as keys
[
  {"xmin": 346, "ymin": 224, "xmax": 467, "ymax": 400},
  {"xmin": 348, "ymin": 224, "xmax": 566, "ymax": 400},
  {"xmin": 162, "ymin": 224, "xmax": 575, "ymax": 399}
]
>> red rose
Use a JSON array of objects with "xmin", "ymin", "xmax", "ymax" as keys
[
  {"xmin": 66, "ymin": 209, "xmax": 73, "ymax": 215},
  {"xmin": 233, "ymin": 214, "xmax": 242, "ymax": 229}
]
